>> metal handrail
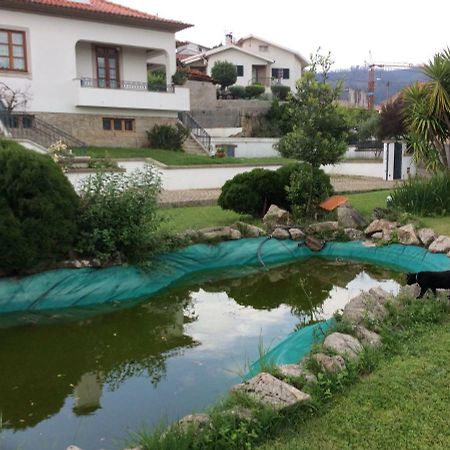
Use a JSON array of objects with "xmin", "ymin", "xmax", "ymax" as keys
[
  {"xmin": 178, "ymin": 111, "xmax": 211, "ymax": 153},
  {"xmin": 77, "ymin": 77, "xmax": 175, "ymax": 93}
]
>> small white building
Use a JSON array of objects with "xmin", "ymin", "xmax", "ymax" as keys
[
  {"xmin": 0, "ymin": 0, "xmax": 191, "ymax": 147},
  {"xmin": 383, "ymin": 141, "xmax": 416, "ymax": 180}
]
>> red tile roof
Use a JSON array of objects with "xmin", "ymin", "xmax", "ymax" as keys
[{"xmin": 4, "ymin": 0, "xmax": 191, "ymax": 31}]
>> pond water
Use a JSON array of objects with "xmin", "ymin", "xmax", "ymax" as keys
[{"xmin": 0, "ymin": 259, "xmax": 401, "ymax": 450}]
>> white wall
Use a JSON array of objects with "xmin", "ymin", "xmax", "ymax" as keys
[
  {"xmin": 0, "ymin": 9, "xmax": 178, "ymax": 114},
  {"xmin": 322, "ymin": 162, "xmax": 385, "ymax": 178},
  {"xmin": 239, "ymin": 37, "xmax": 303, "ymax": 91},
  {"xmin": 383, "ymin": 142, "xmax": 417, "ymax": 180},
  {"xmin": 211, "ymin": 137, "xmax": 280, "ymax": 157}
]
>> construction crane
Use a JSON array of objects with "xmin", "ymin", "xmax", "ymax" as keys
[{"xmin": 367, "ymin": 61, "xmax": 421, "ymax": 109}]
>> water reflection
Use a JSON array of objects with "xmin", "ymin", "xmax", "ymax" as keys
[{"xmin": 0, "ymin": 260, "xmax": 401, "ymax": 450}]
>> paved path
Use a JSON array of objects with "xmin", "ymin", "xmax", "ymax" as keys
[{"xmin": 159, "ymin": 176, "xmax": 396, "ymax": 207}]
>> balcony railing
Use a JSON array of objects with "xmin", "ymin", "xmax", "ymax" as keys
[{"xmin": 77, "ymin": 77, "xmax": 175, "ymax": 93}]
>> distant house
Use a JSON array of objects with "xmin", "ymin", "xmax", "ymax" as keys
[
  {"xmin": 0, "ymin": 0, "xmax": 191, "ymax": 147},
  {"xmin": 181, "ymin": 33, "xmax": 308, "ymax": 90}
]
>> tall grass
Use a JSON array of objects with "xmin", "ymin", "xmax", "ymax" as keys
[{"xmin": 391, "ymin": 173, "xmax": 450, "ymax": 216}]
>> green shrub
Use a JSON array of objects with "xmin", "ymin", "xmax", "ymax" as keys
[
  {"xmin": 211, "ymin": 61, "xmax": 237, "ymax": 89},
  {"xmin": 0, "ymin": 140, "xmax": 79, "ymax": 275},
  {"xmin": 229, "ymin": 85, "xmax": 246, "ymax": 99},
  {"xmin": 271, "ymin": 84, "xmax": 290, "ymax": 100},
  {"xmin": 390, "ymin": 173, "xmax": 450, "ymax": 216},
  {"xmin": 287, "ymin": 163, "xmax": 334, "ymax": 218},
  {"xmin": 147, "ymin": 123, "xmax": 189, "ymax": 150},
  {"xmin": 245, "ymin": 84, "xmax": 265, "ymax": 98},
  {"xmin": 76, "ymin": 165, "xmax": 162, "ymax": 263},
  {"xmin": 172, "ymin": 67, "xmax": 188, "ymax": 86},
  {"xmin": 147, "ymin": 70, "xmax": 166, "ymax": 91}
]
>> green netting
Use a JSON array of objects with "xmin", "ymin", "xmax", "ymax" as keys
[{"xmin": 1, "ymin": 238, "xmax": 450, "ymax": 315}]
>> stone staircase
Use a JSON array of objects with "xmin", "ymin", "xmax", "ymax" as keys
[{"xmin": 183, "ymin": 134, "xmax": 209, "ymax": 155}]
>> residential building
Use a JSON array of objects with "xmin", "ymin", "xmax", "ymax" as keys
[{"xmin": 0, "ymin": 0, "xmax": 191, "ymax": 147}]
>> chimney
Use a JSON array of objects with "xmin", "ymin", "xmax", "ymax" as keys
[{"xmin": 225, "ymin": 32, "xmax": 233, "ymax": 45}]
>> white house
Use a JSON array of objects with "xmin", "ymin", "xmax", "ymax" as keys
[
  {"xmin": 236, "ymin": 35, "xmax": 309, "ymax": 91},
  {"xmin": 181, "ymin": 34, "xmax": 308, "ymax": 92},
  {"xmin": 0, "ymin": 0, "xmax": 191, "ymax": 147}
]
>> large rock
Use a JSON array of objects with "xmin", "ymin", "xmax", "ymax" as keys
[
  {"xmin": 307, "ymin": 221, "xmax": 339, "ymax": 234},
  {"xmin": 397, "ymin": 224, "xmax": 420, "ymax": 246},
  {"xmin": 263, "ymin": 205, "xmax": 290, "ymax": 227},
  {"xmin": 428, "ymin": 235, "xmax": 450, "ymax": 253},
  {"xmin": 418, "ymin": 228, "xmax": 437, "ymax": 248},
  {"xmin": 272, "ymin": 227, "xmax": 291, "ymax": 240},
  {"xmin": 323, "ymin": 332, "xmax": 363, "ymax": 360},
  {"xmin": 365, "ymin": 219, "xmax": 398, "ymax": 240},
  {"xmin": 235, "ymin": 221, "xmax": 265, "ymax": 238},
  {"xmin": 229, "ymin": 228, "xmax": 242, "ymax": 240},
  {"xmin": 198, "ymin": 226, "xmax": 241, "ymax": 241},
  {"xmin": 178, "ymin": 413, "xmax": 210, "ymax": 430},
  {"xmin": 312, "ymin": 353, "xmax": 346, "ymax": 373},
  {"xmin": 343, "ymin": 228, "xmax": 365, "ymax": 241},
  {"xmin": 337, "ymin": 205, "xmax": 367, "ymax": 229},
  {"xmin": 355, "ymin": 325, "xmax": 382, "ymax": 347},
  {"xmin": 289, "ymin": 228, "xmax": 306, "ymax": 241},
  {"xmin": 342, "ymin": 288, "xmax": 390, "ymax": 324},
  {"xmin": 278, "ymin": 364, "xmax": 317, "ymax": 384},
  {"xmin": 232, "ymin": 372, "xmax": 310, "ymax": 409}
]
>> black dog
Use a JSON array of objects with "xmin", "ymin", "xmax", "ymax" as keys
[{"xmin": 406, "ymin": 271, "xmax": 450, "ymax": 298}]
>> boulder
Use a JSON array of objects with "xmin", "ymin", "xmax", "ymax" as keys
[
  {"xmin": 289, "ymin": 228, "xmax": 306, "ymax": 241},
  {"xmin": 342, "ymin": 289, "xmax": 389, "ymax": 324},
  {"xmin": 235, "ymin": 221, "xmax": 265, "ymax": 238},
  {"xmin": 397, "ymin": 224, "xmax": 420, "ymax": 246},
  {"xmin": 418, "ymin": 228, "xmax": 437, "ymax": 248},
  {"xmin": 178, "ymin": 413, "xmax": 210, "ymax": 430},
  {"xmin": 371, "ymin": 232, "xmax": 383, "ymax": 240},
  {"xmin": 323, "ymin": 332, "xmax": 363, "ymax": 360},
  {"xmin": 307, "ymin": 221, "xmax": 339, "ymax": 234},
  {"xmin": 355, "ymin": 325, "xmax": 382, "ymax": 347},
  {"xmin": 278, "ymin": 364, "xmax": 317, "ymax": 384},
  {"xmin": 337, "ymin": 205, "xmax": 367, "ymax": 229},
  {"xmin": 365, "ymin": 219, "xmax": 398, "ymax": 238},
  {"xmin": 197, "ymin": 226, "xmax": 241, "ymax": 242},
  {"xmin": 312, "ymin": 353, "xmax": 346, "ymax": 373},
  {"xmin": 272, "ymin": 227, "xmax": 291, "ymax": 240},
  {"xmin": 343, "ymin": 228, "xmax": 365, "ymax": 241},
  {"xmin": 232, "ymin": 372, "xmax": 310, "ymax": 409},
  {"xmin": 229, "ymin": 228, "xmax": 242, "ymax": 240},
  {"xmin": 263, "ymin": 205, "xmax": 290, "ymax": 227},
  {"xmin": 428, "ymin": 235, "xmax": 450, "ymax": 253}
]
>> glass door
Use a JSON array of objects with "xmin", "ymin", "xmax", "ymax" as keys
[{"xmin": 96, "ymin": 47, "xmax": 120, "ymax": 88}]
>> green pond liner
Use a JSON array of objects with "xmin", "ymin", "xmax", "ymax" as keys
[{"xmin": 2, "ymin": 238, "xmax": 450, "ymax": 378}]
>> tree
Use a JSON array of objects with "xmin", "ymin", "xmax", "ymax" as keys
[
  {"xmin": 0, "ymin": 82, "xmax": 31, "ymax": 113},
  {"xmin": 377, "ymin": 96, "xmax": 406, "ymax": 141},
  {"xmin": 277, "ymin": 51, "xmax": 348, "ymax": 167},
  {"xmin": 211, "ymin": 61, "xmax": 237, "ymax": 90},
  {"xmin": 403, "ymin": 48, "xmax": 450, "ymax": 172}
]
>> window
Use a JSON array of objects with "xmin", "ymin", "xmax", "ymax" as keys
[
  {"xmin": 0, "ymin": 29, "xmax": 27, "ymax": 72},
  {"xmin": 236, "ymin": 65, "xmax": 244, "ymax": 77},
  {"xmin": 271, "ymin": 68, "xmax": 290, "ymax": 80},
  {"xmin": 258, "ymin": 45, "xmax": 269, "ymax": 52},
  {"xmin": 102, "ymin": 118, "xmax": 134, "ymax": 131}
]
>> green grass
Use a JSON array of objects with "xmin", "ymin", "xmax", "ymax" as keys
[
  {"xmin": 346, "ymin": 190, "xmax": 392, "ymax": 218},
  {"xmin": 258, "ymin": 320, "xmax": 450, "ymax": 450},
  {"xmin": 159, "ymin": 206, "xmax": 261, "ymax": 233},
  {"xmin": 74, "ymin": 147, "xmax": 291, "ymax": 166}
]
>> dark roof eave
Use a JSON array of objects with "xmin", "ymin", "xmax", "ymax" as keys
[{"xmin": 0, "ymin": 1, "xmax": 192, "ymax": 32}]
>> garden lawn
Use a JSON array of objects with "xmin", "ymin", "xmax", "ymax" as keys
[
  {"xmin": 74, "ymin": 147, "xmax": 291, "ymax": 166},
  {"xmin": 258, "ymin": 320, "xmax": 450, "ymax": 450}
]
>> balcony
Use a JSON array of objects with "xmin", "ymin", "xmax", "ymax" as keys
[{"xmin": 73, "ymin": 78, "xmax": 190, "ymax": 112}]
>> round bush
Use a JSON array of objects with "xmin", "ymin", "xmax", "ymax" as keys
[
  {"xmin": 0, "ymin": 141, "xmax": 79, "ymax": 275},
  {"xmin": 271, "ymin": 85, "xmax": 291, "ymax": 100},
  {"xmin": 245, "ymin": 84, "xmax": 265, "ymax": 98},
  {"xmin": 229, "ymin": 85, "xmax": 246, "ymax": 99}
]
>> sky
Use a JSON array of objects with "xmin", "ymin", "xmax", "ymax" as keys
[{"xmin": 118, "ymin": 0, "xmax": 450, "ymax": 69}]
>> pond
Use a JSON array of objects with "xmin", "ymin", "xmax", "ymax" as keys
[{"xmin": 0, "ymin": 259, "xmax": 401, "ymax": 450}]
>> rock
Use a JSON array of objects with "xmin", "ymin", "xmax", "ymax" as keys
[
  {"xmin": 343, "ymin": 228, "xmax": 365, "ymax": 240},
  {"xmin": 312, "ymin": 353, "xmax": 346, "ymax": 373},
  {"xmin": 368, "ymin": 286, "xmax": 391, "ymax": 305},
  {"xmin": 232, "ymin": 372, "xmax": 310, "ymax": 409},
  {"xmin": 178, "ymin": 413, "xmax": 210, "ymax": 430},
  {"xmin": 229, "ymin": 228, "xmax": 242, "ymax": 240},
  {"xmin": 428, "ymin": 235, "xmax": 450, "ymax": 253},
  {"xmin": 307, "ymin": 221, "xmax": 339, "ymax": 234},
  {"xmin": 337, "ymin": 205, "xmax": 367, "ymax": 229},
  {"xmin": 342, "ymin": 289, "xmax": 389, "ymax": 324},
  {"xmin": 263, "ymin": 205, "xmax": 290, "ymax": 227},
  {"xmin": 289, "ymin": 228, "xmax": 305, "ymax": 241},
  {"xmin": 355, "ymin": 325, "xmax": 382, "ymax": 347},
  {"xmin": 397, "ymin": 224, "xmax": 420, "ymax": 246},
  {"xmin": 371, "ymin": 232, "xmax": 383, "ymax": 240},
  {"xmin": 60, "ymin": 260, "xmax": 83, "ymax": 269},
  {"xmin": 418, "ymin": 228, "xmax": 437, "ymax": 248},
  {"xmin": 365, "ymin": 219, "xmax": 398, "ymax": 237},
  {"xmin": 235, "ymin": 221, "xmax": 265, "ymax": 238},
  {"xmin": 323, "ymin": 332, "xmax": 363, "ymax": 359},
  {"xmin": 272, "ymin": 227, "xmax": 291, "ymax": 240},
  {"xmin": 278, "ymin": 364, "xmax": 317, "ymax": 384}
]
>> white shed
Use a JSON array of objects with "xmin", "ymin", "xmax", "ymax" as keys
[{"xmin": 383, "ymin": 141, "xmax": 416, "ymax": 180}]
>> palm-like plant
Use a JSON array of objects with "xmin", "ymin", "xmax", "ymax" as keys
[{"xmin": 403, "ymin": 49, "xmax": 450, "ymax": 171}]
